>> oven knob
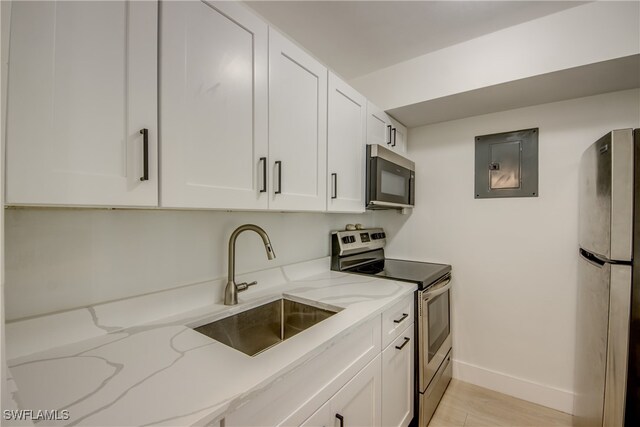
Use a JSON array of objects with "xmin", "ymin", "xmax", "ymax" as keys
[
  {"xmin": 380, "ymin": 232, "xmax": 386, "ymax": 238},
  {"xmin": 349, "ymin": 236, "xmax": 356, "ymax": 243},
  {"xmin": 342, "ymin": 236, "xmax": 350, "ymax": 244}
]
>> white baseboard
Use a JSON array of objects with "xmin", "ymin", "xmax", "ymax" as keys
[{"xmin": 452, "ymin": 359, "xmax": 575, "ymax": 414}]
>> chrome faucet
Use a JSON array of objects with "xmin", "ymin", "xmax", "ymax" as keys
[{"xmin": 224, "ymin": 224, "xmax": 276, "ymax": 305}]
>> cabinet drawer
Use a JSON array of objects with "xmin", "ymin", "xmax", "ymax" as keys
[
  {"xmin": 382, "ymin": 294, "xmax": 414, "ymax": 348},
  {"xmin": 225, "ymin": 316, "xmax": 381, "ymax": 427}
]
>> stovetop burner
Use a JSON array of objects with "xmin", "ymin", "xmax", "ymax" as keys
[
  {"xmin": 331, "ymin": 228, "xmax": 451, "ymax": 289},
  {"xmin": 350, "ymin": 260, "xmax": 384, "ymax": 275},
  {"xmin": 347, "ymin": 258, "xmax": 450, "ymax": 288}
]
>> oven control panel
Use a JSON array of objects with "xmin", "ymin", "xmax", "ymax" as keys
[{"xmin": 332, "ymin": 228, "xmax": 387, "ymax": 257}]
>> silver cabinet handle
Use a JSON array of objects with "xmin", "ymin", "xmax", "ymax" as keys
[{"xmin": 387, "ymin": 125, "xmax": 392, "ymax": 145}]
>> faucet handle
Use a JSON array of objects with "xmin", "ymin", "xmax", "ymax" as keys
[{"xmin": 236, "ymin": 281, "xmax": 258, "ymax": 292}]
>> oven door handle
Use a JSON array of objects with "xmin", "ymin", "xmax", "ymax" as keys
[{"xmin": 421, "ymin": 275, "xmax": 451, "ymax": 300}]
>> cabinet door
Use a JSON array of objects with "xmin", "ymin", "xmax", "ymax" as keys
[
  {"xmin": 389, "ymin": 117, "xmax": 407, "ymax": 154},
  {"xmin": 302, "ymin": 355, "xmax": 382, "ymax": 427},
  {"xmin": 327, "ymin": 72, "xmax": 366, "ymax": 213},
  {"xmin": 225, "ymin": 317, "xmax": 381, "ymax": 427},
  {"xmin": 366, "ymin": 102, "xmax": 392, "ymax": 148},
  {"xmin": 160, "ymin": 1, "xmax": 268, "ymax": 209},
  {"xmin": 382, "ymin": 324, "xmax": 415, "ymax": 427},
  {"xmin": 6, "ymin": 1, "xmax": 157, "ymax": 206},
  {"xmin": 332, "ymin": 354, "xmax": 382, "ymax": 427},
  {"xmin": 300, "ymin": 401, "xmax": 333, "ymax": 427},
  {"xmin": 269, "ymin": 29, "xmax": 327, "ymax": 211}
]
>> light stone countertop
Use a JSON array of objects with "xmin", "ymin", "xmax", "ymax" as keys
[{"xmin": 5, "ymin": 259, "xmax": 416, "ymax": 426}]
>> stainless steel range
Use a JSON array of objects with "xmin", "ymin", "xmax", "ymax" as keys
[{"xmin": 331, "ymin": 227, "xmax": 452, "ymax": 426}]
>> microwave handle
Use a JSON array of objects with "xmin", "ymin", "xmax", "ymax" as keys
[{"xmin": 408, "ymin": 173, "xmax": 414, "ymax": 205}]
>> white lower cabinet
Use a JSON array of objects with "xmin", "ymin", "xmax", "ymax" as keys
[
  {"xmin": 382, "ymin": 324, "xmax": 415, "ymax": 427},
  {"xmin": 222, "ymin": 298, "xmax": 415, "ymax": 427},
  {"xmin": 224, "ymin": 318, "xmax": 381, "ymax": 427},
  {"xmin": 382, "ymin": 295, "xmax": 415, "ymax": 348},
  {"xmin": 301, "ymin": 354, "xmax": 382, "ymax": 427}
]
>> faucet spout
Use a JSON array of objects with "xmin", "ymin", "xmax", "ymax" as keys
[{"xmin": 224, "ymin": 224, "xmax": 276, "ymax": 305}]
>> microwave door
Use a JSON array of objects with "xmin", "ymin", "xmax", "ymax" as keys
[{"xmin": 372, "ymin": 157, "xmax": 413, "ymax": 205}]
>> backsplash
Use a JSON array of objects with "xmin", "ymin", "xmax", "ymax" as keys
[{"xmin": 3, "ymin": 208, "xmax": 380, "ymax": 320}]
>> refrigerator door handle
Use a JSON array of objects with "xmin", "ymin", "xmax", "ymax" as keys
[{"xmin": 579, "ymin": 248, "xmax": 607, "ymax": 267}]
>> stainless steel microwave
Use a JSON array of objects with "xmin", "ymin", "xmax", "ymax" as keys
[{"xmin": 366, "ymin": 144, "xmax": 415, "ymax": 209}]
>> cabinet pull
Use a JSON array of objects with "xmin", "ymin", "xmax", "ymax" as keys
[
  {"xmin": 275, "ymin": 161, "xmax": 282, "ymax": 194},
  {"xmin": 392, "ymin": 127, "xmax": 397, "ymax": 147},
  {"xmin": 139, "ymin": 128, "xmax": 149, "ymax": 181},
  {"xmin": 393, "ymin": 313, "xmax": 408, "ymax": 324},
  {"xmin": 395, "ymin": 337, "xmax": 410, "ymax": 350},
  {"xmin": 331, "ymin": 173, "xmax": 337, "ymax": 199},
  {"xmin": 387, "ymin": 125, "xmax": 392, "ymax": 145},
  {"xmin": 336, "ymin": 413, "xmax": 344, "ymax": 427},
  {"xmin": 259, "ymin": 157, "xmax": 267, "ymax": 193}
]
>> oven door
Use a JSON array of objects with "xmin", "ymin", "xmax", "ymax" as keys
[
  {"xmin": 367, "ymin": 156, "xmax": 414, "ymax": 208},
  {"xmin": 418, "ymin": 274, "xmax": 452, "ymax": 392}
]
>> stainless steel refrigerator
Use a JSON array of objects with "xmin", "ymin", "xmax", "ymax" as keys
[{"xmin": 575, "ymin": 128, "xmax": 639, "ymax": 426}]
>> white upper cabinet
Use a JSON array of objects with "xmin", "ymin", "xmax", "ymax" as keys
[
  {"xmin": 327, "ymin": 73, "xmax": 366, "ymax": 213},
  {"xmin": 160, "ymin": 1, "xmax": 268, "ymax": 209},
  {"xmin": 389, "ymin": 116, "xmax": 407, "ymax": 154},
  {"xmin": 366, "ymin": 102, "xmax": 407, "ymax": 154},
  {"xmin": 6, "ymin": 1, "xmax": 158, "ymax": 206},
  {"xmin": 268, "ymin": 29, "xmax": 327, "ymax": 211},
  {"xmin": 366, "ymin": 102, "xmax": 393, "ymax": 149}
]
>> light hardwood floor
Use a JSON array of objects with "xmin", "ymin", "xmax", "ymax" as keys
[{"xmin": 428, "ymin": 380, "xmax": 574, "ymax": 427}]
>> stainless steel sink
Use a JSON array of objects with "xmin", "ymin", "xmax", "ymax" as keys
[{"xmin": 193, "ymin": 299, "xmax": 338, "ymax": 356}]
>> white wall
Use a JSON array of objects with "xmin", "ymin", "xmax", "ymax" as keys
[
  {"xmin": 1, "ymin": 0, "xmax": 10, "ymax": 411},
  {"xmin": 377, "ymin": 89, "xmax": 640, "ymax": 413},
  {"xmin": 3, "ymin": 209, "xmax": 375, "ymax": 320},
  {"xmin": 350, "ymin": 1, "xmax": 640, "ymax": 111}
]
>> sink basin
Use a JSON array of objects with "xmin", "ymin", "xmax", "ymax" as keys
[{"xmin": 193, "ymin": 299, "xmax": 338, "ymax": 356}]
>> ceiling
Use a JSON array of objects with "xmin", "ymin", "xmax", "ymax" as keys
[{"xmin": 245, "ymin": 1, "xmax": 587, "ymax": 80}]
